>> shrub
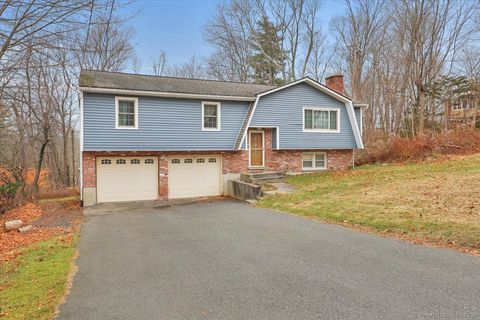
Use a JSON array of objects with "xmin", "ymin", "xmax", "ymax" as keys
[
  {"xmin": 0, "ymin": 181, "xmax": 22, "ymax": 213},
  {"xmin": 356, "ymin": 129, "xmax": 480, "ymax": 165}
]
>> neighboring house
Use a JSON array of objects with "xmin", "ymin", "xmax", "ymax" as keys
[
  {"xmin": 79, "ymin": 70, "xmax": 365, "ymax": 206},
  {"xmin": 444, "ymin": 91, "xmax": 480, "ymax": 128}
]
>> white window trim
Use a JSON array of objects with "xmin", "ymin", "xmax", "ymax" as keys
[
  {"xmin": 248, "ymin": 130, "xmax": 265, "ymax": 168},
  {"xmin": 115, "ymin": 96, "xmax": 138, "ymax": 129},
  {"xmin": 202, "ymin": 101, "xmax": 221, "ymax": 131},
  {"xmin": 302, "ymin": 107, "xmax": 340, "ymax": 133},
  {"xmin": 302, "ymin": 152, "xmax": 327, "ymax": 171}
]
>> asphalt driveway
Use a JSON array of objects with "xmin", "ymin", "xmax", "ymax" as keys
[{"xmin": 57, "ymin": 199, "xmax": 480, "ymax": 320}]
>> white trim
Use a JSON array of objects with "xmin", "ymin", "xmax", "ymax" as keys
[
  {"xmin": 302, "ymin": 152, "xmax": 327, "ymax": 171},
  {"xmin": 238, "ymin": 77, "xmax": 364, "ymax": 150},
  {"xmin": 302, "ymin": 107, "xmax": 340, "ymax": 133},
  {"xmin": 360, "ymin": 108, "xmax": 363, "ymax": 136},
  {"xmin": 347, "ymin": 100, "xmax": 364, "ymax": 149},
  {"xmin": 80, "ymin": 86, "xmax": 256, "ymax": 102},
  {"xmin": 276, "ymin": 126, "xmax": 280, "ymax": 150},
  {"xmin": 248, "ymin": 130, "xmax": 265, "ymax": 168},
  {"xmin": 247, "ymin": 125, "xmax": 280, "ymax": 149},
  {"xmin": 201, "ymin": 101, "xmax": 221, "ymax": 131},
  {"xmin": 115, "ymin": 96, "xmax": 138, "ymax": 129},
  {"xmin": 79, "ymin": 92, "xmax": 83, "ymax": 201}
]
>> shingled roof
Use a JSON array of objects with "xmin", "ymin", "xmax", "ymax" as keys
[{"xmin": 79, "ymin": 70, "xmax": 277, "ymax": 98}]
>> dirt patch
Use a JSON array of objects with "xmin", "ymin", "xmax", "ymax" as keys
[{"xmin": 0, "ymin": 200, "xmax": 82, "ymax": 261}]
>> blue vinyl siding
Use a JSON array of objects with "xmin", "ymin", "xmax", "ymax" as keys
[
  {"xmin": 250, "ymin": 83, "xmax": 358, "ymax": 149},
  {"xmin": 83, "ymin": 93, "xmax": 249, "ymax": 151}
]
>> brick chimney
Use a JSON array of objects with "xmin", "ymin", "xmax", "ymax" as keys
[{"xmin": 325, "ymin": 74, "xmax": 345, "ymax": 95}]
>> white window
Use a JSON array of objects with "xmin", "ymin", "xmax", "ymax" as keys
[
  {"xmin": 202, "ymin": 101, "xmax": 221, "ymax": 131},
  {"xmin": 116, "ymin": 159, "xmax": 126, "ymax": 165},
  {"xmin": 304, "ymin": 108, "xmax": 339, "ymax": 132},
  {"xmin": 302, "ymin": 153, "xmax": 326, "ymax": 170},
  {"xmin": 115, "ymin": 97, "xmax": 138, "ymax": 129}
]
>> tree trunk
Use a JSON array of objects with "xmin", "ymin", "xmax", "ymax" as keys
[
  {"xmin": 71, "ymin": 128, "xmax": 76, "ymax": 186},
  {"xmin": 63, "ymin": 127, "xmax": 70, "ymax": 186},
  {"xmin": 416, "ymin": 80, "xmax": 426, "ymax": 134},
  {"xmin": 33, "ymin": 137, "xmax": 49, "ymax": 199}
]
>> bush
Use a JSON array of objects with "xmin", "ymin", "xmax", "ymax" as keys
[
  {"xmin": 356, "ymin": 129, "xmax": 480, "ymax": 165},
  {"xmin": 0, "ymin": 182, "xmax": 22, "ymax": 214}
]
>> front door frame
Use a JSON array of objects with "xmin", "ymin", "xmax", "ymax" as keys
[{"xmin": 249, "ymin": 130, "xmax": 265, "ymax": 168}]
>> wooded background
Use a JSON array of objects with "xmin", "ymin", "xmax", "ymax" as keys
[{"xmin": 0, "ymin": 0, "xmax": 479, "ymax": 206}]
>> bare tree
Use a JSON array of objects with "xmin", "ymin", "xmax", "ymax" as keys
[
  {"xmin": 203, "ymin": 0, "xmax": 329, "ymax": 83},
  {"xmin": 393, "ymin": 0, "xmax": 477, "ymax": 133},
  {"xmin": 129, "ymin": 54, "xmax": 142, "ymax": 73},
  {"xmin": 168, "ymin": 55, "xmax": 207, "ymax": 79},
  {"xmin": 150, "ymin": 51, "xmax": 167, "ymax": 76}
]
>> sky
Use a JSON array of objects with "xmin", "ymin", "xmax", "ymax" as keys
[{"xmin": 122, "ymin": 0, "xmax": 346, "ymax": 73}]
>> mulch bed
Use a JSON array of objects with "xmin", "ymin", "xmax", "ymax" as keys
[{"xmin": 0, "ymin": 200, "xmax": 83, "ymax": 261}]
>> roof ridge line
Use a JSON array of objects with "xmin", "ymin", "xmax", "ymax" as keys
[{"xmin": 80, "ymin": 69, "xmax": 277, "ymax": 88}]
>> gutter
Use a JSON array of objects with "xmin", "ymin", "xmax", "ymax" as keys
[{"xmin": 79, "ymin": 86, "xmax": 256, "ymax": 102}]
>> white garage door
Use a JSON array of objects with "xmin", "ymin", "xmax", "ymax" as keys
[
  {"xmin": 168, "ymin": 156, "xmax": 221, "ymax": 199},
  {"xmin": 96, "ymin": 157, "xmax": 158, "ymax": 203}
]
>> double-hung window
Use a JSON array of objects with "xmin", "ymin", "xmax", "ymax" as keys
[
  {"xmin": 304, "ymin": 108, "xmax": 339, "ymax": 132},
  {"xmin": 302, "ymin": 153, "xmax": 326, "ymax": 170},
  {"xmin": 116, "ymin": 97, "xmax": 138, "ymax": 129},
  {"xmin": 202, "ymin": 101, "xmax": 220, "ymax": 131}
]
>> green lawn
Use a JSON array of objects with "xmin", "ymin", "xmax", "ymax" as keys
[
  {"xmin": 0, "ymin": 236, "xmax": 77, "ymax": 320},
  {"xmin": 258, "ymin": 154, "xmax": 480, "ymax": 250}
]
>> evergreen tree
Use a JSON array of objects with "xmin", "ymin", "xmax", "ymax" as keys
[{"xmin": 248, "ymin": 16, "xmax": 285, "ymax": 85}]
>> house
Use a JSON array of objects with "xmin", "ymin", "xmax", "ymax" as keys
[
  {"xmin": 79, "ymin": 70, "xmax": 365, "ymax": 206},
  {"xmin": 444, "ymin": 91, "xmax": 480, "ymax": 128}
]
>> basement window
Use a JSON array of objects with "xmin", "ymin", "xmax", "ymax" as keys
[{"xmin": 302, "ymin": 153, "xmax": 326, "ymax": 170}]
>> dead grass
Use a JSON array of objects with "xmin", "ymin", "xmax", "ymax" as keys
[
  {"xmin": 258, "ymin": 153, "xmax": 480, "ymax": 254},
  {"xmin": 357, "ymin": 129, "xmax": 480, "ymax": 165}
]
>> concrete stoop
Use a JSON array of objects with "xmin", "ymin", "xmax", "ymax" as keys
[{"xmin": 228, "ymin": 171, "xmax": 294, "ymax": 201}]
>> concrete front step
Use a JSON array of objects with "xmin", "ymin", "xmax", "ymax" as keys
[{"xmin": 240, "ymin": 171, "xmax": 285, "ymax": 184}]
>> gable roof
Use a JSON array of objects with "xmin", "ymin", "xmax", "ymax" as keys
[
  {"xmin": 79, "ymin": 70, "xmax": 276, "ymax": 99},
  {"xmin": 236, "ymin": 77, "xmax": 364, "ymax": 149}
]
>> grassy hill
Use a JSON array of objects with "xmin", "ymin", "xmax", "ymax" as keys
[{"xmin": 259, "ymin": 154, "xmax": 480, "ymax": 253}]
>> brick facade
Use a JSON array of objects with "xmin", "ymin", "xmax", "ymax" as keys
[{"xmin": 82, "ymin": 129, "xmax": 353, "ymax": 202}]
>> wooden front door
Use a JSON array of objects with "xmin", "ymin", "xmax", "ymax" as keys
[{"xmin": 249, "ymin": 131, "xmax": 264, "ymax": 167}]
